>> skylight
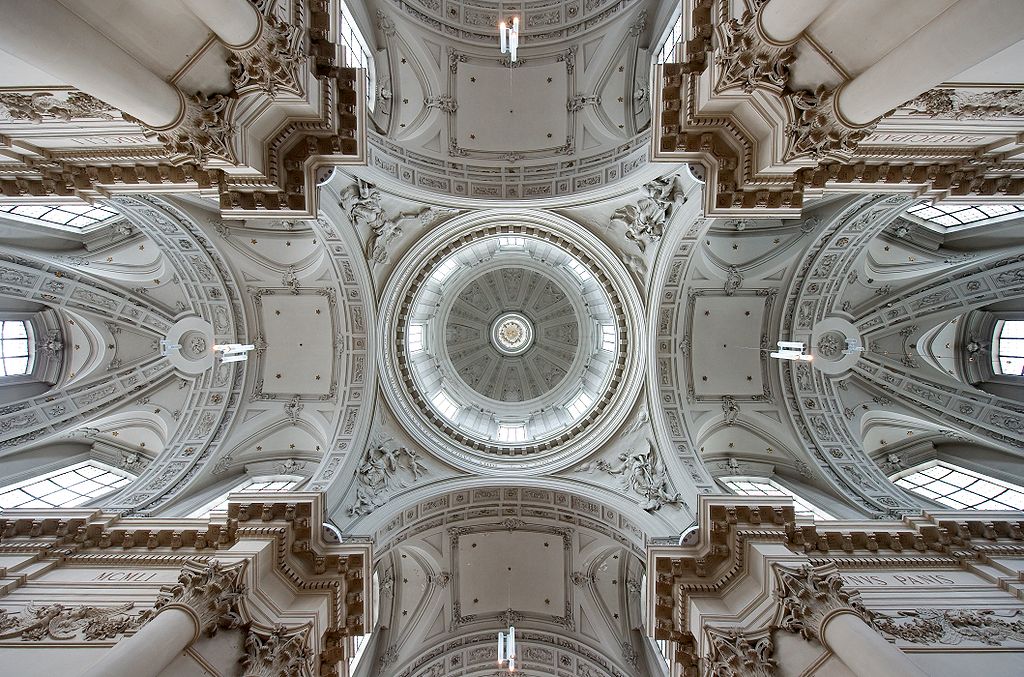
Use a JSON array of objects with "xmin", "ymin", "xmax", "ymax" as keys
[
  {"xmin": 0, "ymin": 203, "xmax": 119, "ymax": 229},
  {"xmin": 0, "ymin": 460, "xmax": 133, "ymax": 510},
  {"xmin": 720, "ymin": 477, "xmax": 835, "ymax": 520},
  {"xmin": 893, "ymin": 461, "xmax": 1024, "ymax": 511},
  {"xmin": 906, "ymin": 202, "xmax": 1024, "ymax": 227}
]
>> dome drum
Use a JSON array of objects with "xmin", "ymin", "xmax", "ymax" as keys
[{"xmin": 380, "ymin": 211, "xmax": 644, "ymax": 474}]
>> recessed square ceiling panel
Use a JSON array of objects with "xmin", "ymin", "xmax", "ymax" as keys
[
  {"xmin": 260, "ymin": 293, "xmax": 333, "ymax": 396},
  {"xmin": 456, "ymin": 530, "xmax": 565, "ymax": 617},
  {"xmin": 455, "ymin": 61, "xmax": 568, "ymax": 153},
  {"xmin": 690, "ymin": 295, "xmax": 766, "ymax": 398}
]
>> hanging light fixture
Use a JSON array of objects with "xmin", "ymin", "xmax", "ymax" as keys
[
  {"xmin": 499, "ymin": 15, "xmax": 520, "ymax": 63},
  {"xmin": 769, "ymin": 340, "xmax": 813, "ymax": 362},
  {"xmin": 497, "ymin": 625, "xmax": 516, "ymax": 671},
  {"xmin": 213, "ymin": 343, "xmax": 256, "ymax": 363}
]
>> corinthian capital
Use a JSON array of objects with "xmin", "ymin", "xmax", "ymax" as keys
[
  {"xmin": 228, "ymin": 14, "xmax": 305, "ymax": 96},
  {"xmin": 771, "ymin": 563, "xmax": 871, "ymax": 642},
  {"xmin": 153, "ymin": 559, "xmax": 247, "ymax": 637},
  {"xmin": 242, "ymin": 624, "xmax": 313, "ymax": 677}
]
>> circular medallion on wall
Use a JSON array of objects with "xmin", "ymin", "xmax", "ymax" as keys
[{"xmin": 378, "ymin": 210, "xmax": 645, "ymax": 474}]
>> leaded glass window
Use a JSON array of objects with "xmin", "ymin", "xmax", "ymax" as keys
[
  {"xmin": 993, "ymin": 319, "xmax": 1024, "ymax": 375},
  {"xmin": 188, "ymin": 476, "xmax": 300, "ymax": 517},
  {"xmin": 0, "ymin": 460, "xmax": 133, "ymax": 510},
  {"xmin": 720, "ymin": 477, "xmax": 835, "ymax": 520},
  {"xmin": 0, "ymin": 320, "xmax": 31, "ymax": 376},
  {"xmin": 893, "ymin": 461, "xmax": 1024, "ymax": 511},
  {"xmin": 906, "ymin": 202, "xmax": 1024, "ymax": 227},
  {"xmin": 0, "ymin": 203, "xmax": 118, "ymax": 229}
]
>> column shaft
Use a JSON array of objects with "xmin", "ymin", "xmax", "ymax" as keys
[
  {"xmin": 180, "ymin": 0, "xmax": 263, "ymax": 49},
  {"xmin": 758, "ymin": 0, "xmax": 834, "ymax": 44},
  {"xmin": 0, "ymin": 0, "xmax": 183, "ymax": 128},
  {"xmin": 79, "ymin": 607, "xmax": 197, "ymax": 677},
  {"xmin": 837, "ymin": 0, "xmax": 1024, "ymax": 126},
  {"xmin": 822, "ymin": 612, "xmax": 928, "ymax": 677}
]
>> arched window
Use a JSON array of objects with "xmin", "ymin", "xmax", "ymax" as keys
[
  {"xmin": 992, "ymin": 319, "xmax": 1024, "ymax": 375},
  {"xmin": 906, "ymin": 201, "xmax": 1024, "ymax": 228},
  {"xmin": 0, "ymin": 202, "xmax": 118, "ymax": 229},
  {"xmin": 893, "ymin": 461, "xmax": 1024, "ymax": 511},
  {"xmin": 720, "ymin": 477, "xmax": 835, "ymax": 520},
  {"xmin": 0, "ymin": 320, "xmax": 32, "ymax": 376},
  {"xmin": 0, "ymin": 460, "xmax": 134, "ymax": 510},
  {"xmin": 188, "ymin": 475, "xmax": 302, "ymax": 517}
]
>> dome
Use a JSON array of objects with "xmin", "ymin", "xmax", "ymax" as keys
[{"xmin": 379, "ymin": 210, "xmax": 645, "ymax": 474}]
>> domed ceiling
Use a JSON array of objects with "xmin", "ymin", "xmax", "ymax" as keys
[{"xmin": 379, "ymin": 209, "xmax": 645, "ymax": 474}]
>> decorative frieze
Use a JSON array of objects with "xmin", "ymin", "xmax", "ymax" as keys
[
  {"xmin": 0, "ymin": 91, "xmax": 118, "ymax": 122},
  {"xmin": 0, "ymin": 602, "xmax": 144, "ymax": 641},
  {"xmin": 904, "ymin": 88, "xmax": 1024, "ymax": 120},
  {"xmin": 875, "ymin": 608, "xmax": 1024, "ymax": 646}
]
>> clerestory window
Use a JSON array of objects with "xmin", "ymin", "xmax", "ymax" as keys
[
  {"xmin": 720, "ymin": 477, "xmax": 835, "ymax": 520},
  {"xmin": 0, "ymin": 202, "xmax": 118, "ymax": 230},
  {"xmin": 654, "ymin": 9, "xmax": 684, "ymax": 64},
  {"xmin": 0, "ymin": 320, "xmax": 32, "ymax": 376},
  {"xmin": 188, "ymin": 475, "xmax": 301, "ymax": 517},
  {"xmin": 338, "ymin": 0, "xmax": 375, "ymax": 111},
  {"xmin": 992, "ymin": 319, "xmax": 1024, "ymax": 376},
  {"xmin": 906, "ymin": 202, "xmax": 1024, "ymax": 228},
  {"xmin": 893, "ymin": 461, "xmax": 1024, "ymax": 511},
  {"xmin": 0, "ymin": 460, "xmax": 134, "ymax": 510}
]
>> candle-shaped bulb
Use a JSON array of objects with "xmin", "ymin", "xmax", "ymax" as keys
[{"xmin": 500, "ymin": 21, "xmax": 507, "ymax": 53}]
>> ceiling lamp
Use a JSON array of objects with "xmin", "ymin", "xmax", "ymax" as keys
[
  {"xmin": 499, "ymin": 16, "xmax": 519, "ymax": 62},
  {"xmin": 497, "ymin": 625, "xmax": 516, "ymax": 671},
  {"xmin": 770, "ymin": 340, "xmax": 813, "ymax": 362},
  {"xmin": 213, "ymin": 342, "xmax": 255, "ymax": 363}
]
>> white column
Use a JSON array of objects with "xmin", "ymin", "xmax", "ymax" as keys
[
  {"xmin": 821, "ymin": 612, "xmax": 928, "ymax": 677},
  {"xmin": 837, "ymin": 0, "xmax": 1024, "ymax": 126},
  {"xmin": 79, "ymin": 606, "xmax": 197, "ymax": 677},
  {"xmin": 180, "ymin": 0, "xmax": 263, "ymax": 49},
  {"xmin": 0, "ymin": 0, "xmax": 184, "ymax": 129},
  {"xmin": 758, "ymin": 0, "xmax": 834, "ymax": 44}
]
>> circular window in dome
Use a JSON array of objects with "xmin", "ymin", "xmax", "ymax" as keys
[{"xmin": 379, "ymin": 211, "xmax": 645, "ymax": 474}]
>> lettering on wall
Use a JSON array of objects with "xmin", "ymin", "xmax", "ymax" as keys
[
  {"xmin": 844, "ymin": 573, "xmax": 957, "ymax": 587},
  {"xmin": 863, "ymin": 132, "xmax": 987, "ymax": 145},
  {"xmin": 92, "ymin": 571, "xmax": 159, "ymax": 582}
]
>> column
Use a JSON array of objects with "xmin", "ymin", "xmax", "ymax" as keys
[
  {"xmin": 79, "ymin": 606, "xmax": 197, "ymax": 677},
  {"xmin": 0, "ymin": 0, "xmax": 184, "ymax": 129},
  {"xmin": 836, "ymin": 0, "xmax": 1024, "ymax": 126},
  {"xmin": 180, "ymin": 0, "xmax": 263, "ymax": 50},
  {"xmin": 821, "ymin": 611, "xmax": 928, "ymax": 677},
  {"xmin": 758, "ymin": 0, "xmax": 834, "ymax": 45}
]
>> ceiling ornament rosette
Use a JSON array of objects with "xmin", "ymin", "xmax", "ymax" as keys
[{"xmin": 379, "ymin": 209, "xmax": 645, "ymax": 474}]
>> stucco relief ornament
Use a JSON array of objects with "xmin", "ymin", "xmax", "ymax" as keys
[
  {"xmin": 0, "ymin": 91, "xmax": 117, "ymax": 122},
  {"xmin": 874, "ymin": 608, "xmax": 1024, "ymax": 646},
  {"xmin": 610, "ymin": 175, "xmax": 685, "ymax": 252},
  {"xmin": 0, "ymin": 602, "xmax": 143, "ymax": 641},
  {"xmin": 582, "ymin": 441, "xmax": 683, "ymax": 511},
  {"xmin": 771, "ymin": 563, "xmax": 871, "ymax": 642},
  {"xmin": 904, "ymin": 88, "xmax": 1024, "ymax": 119},
  {"xmin": 151, "ymin": 560, "xmax": 247, "ymax": 636},
  {"xmin": 347, "ymin": 440, "xmax": 428, "ymax": 516}
]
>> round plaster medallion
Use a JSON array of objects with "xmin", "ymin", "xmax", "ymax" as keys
[
  {"xmin": 378, "ymin": 210, "xmax": 646, "ymax": 474},
  {"xmin": 491, "ymin": 312, "xmax": 534, "ymax": 355}
]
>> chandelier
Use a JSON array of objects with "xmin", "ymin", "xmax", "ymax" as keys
[
  {"xmin": 497, "ymin": 624, "xmax": 516, "ymax": 671},
  {"xmin": 499, "ymin": 16, "xmax": 520, "ymax": 62}
]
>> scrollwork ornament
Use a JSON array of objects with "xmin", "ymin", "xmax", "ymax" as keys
[{"xmin": 0, "ymin": 602, "xmax": 143, "ymax": 641}]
